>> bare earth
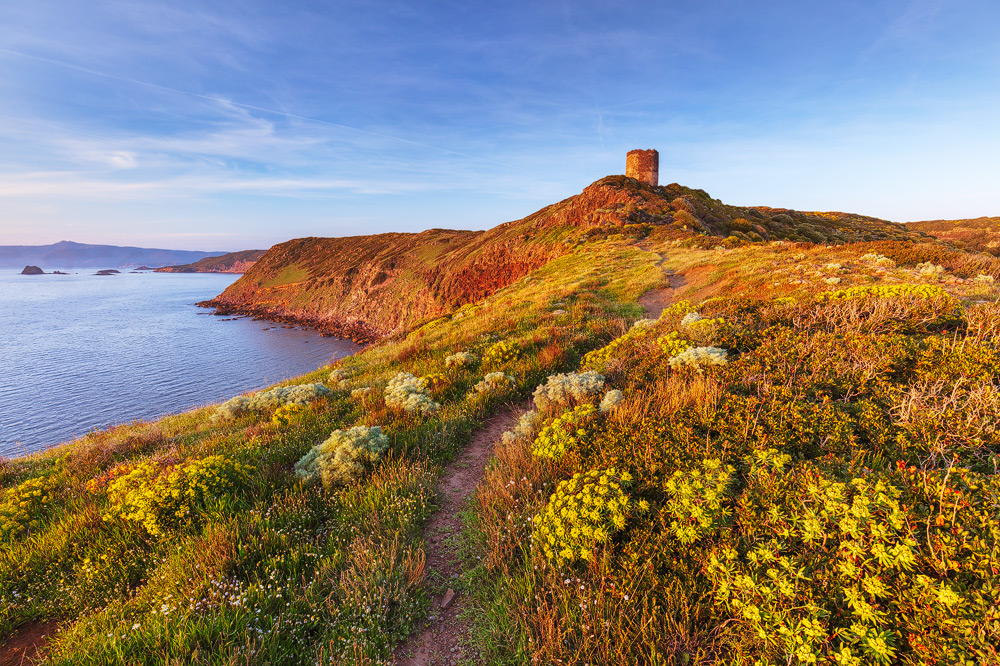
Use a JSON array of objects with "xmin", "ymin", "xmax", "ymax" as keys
[
  {"xmin": 638, "ymin": 271, "xmax": 686, "ymax": 318},
  {"xmin": 394, "ymin": 403, "xmax": 525, "ymax": 666},
  {"xmin": 0, "ymin": 621, "xmax": 58, "ymax": 666}
]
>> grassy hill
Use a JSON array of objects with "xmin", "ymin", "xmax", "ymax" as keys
[
  {"xmin": 200, "ymin": 176, "xmax": 932, "ymax": 342},
  {"xmin": 1, "ymin": 177, "xmax": 999, "ymax": 665},
  {"xmin": 155, "ymin": 250, "xmax": 266, "ymax": 274},
  {"xmin": 908, "ymin": 217, "xmax": 1000, "ymax": 256}
]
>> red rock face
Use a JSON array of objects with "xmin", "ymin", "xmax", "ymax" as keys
[
  {"xmin": 200, "ymin": 177, "xmax": 669, "ymax": 340},
  {"xmin": 626, "ymin": 149, "xmax": 658, "ymax": 187},
  {"xmin": 199, "ymin": 173, "xmax": 931, "ymax": 340}
]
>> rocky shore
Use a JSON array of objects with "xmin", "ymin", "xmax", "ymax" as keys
[{"xmin": 197, "ymin": 299, "xmax": 378, "ymax": 344}]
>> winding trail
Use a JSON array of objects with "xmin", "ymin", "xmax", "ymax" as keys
[
  {"xmin": 394, "ymin": 403, "xmax": 525, "ymax": 666},
  {"xmin": 0, "ymin": 621, "xmax": 57, "ymax": 666},
  {"xmin": 638, "ymin": 270, "xmax": 686, "ymax": 318}
]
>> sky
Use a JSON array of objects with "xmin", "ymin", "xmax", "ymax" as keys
[{"xmin": 1, "ymin": 0, "xmax": 999, "ymax": 250}]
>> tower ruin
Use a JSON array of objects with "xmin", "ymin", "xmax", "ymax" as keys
[{"xmin": 626, "ymin": 149, "xmax": 658, "ymax": 187}]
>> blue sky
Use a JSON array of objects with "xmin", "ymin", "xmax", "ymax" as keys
[{"xmin": 1, "ymin": 0, "xmax": 999, "ymax": 250}]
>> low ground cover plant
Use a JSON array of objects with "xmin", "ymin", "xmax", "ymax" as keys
[
  {"xmin": 294, "ymin": 425, "xmax": 389, "ymax": 487},
  {"xmin": 6, "ymin": 227, "xmax": 999, "ymax": 665},
  {"xmin": 469, "ymin": 269, "xmax": 1000, "ymax": 665},
  {"xmin": 213, "ymin": 383, "xmax": 331, "ymax": 421}
]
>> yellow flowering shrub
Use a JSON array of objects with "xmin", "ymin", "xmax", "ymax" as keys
[
  {"xmin": 0, "ymin": 476, "xmax": 56, "ymax": 539},
  {"xmin": 656, "ymin": 331, "xmax": 693, "ymax": 357},
  {"xmin": 531, "ymin": 404, "xmax": 597, "ymax": 460},
  {"xmin": 420, "ymin": 373, "xmax": 449, "ymax": 394},
  {"xmin": 816, "ymin": 283, "xmax": 951, "ymax": 302},
  {"xmin": 104, "ymin": 456, "xmax": 252, "ymax": 536},
  {"xmin": 483, "ymin": 340, "xmax": 520, "ymax": 367},
  {"xmin": 533, "ymin": 468, "xmax": 641, "ymax": 566},
  {"xmin": 581, "ymin": 325, "xmax": 652, "ymax": 370},
  {"xmin": 271, "ymin": 402, "xmax": 306, "ymax": 428},
  {"xmin": 663, "ymin": 458, "xmax": 735, "ymax": 544}
]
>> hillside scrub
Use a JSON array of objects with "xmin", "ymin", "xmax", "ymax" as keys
[
  {"xmin": 0, "ymin": 234, "xmax": 661, "ymax": 664},
  {"xmin": 2, "ymin": 190, "xmax": 1000, "ymax": 664},
  {"xmin": 199, "ymin": 176, "xmax": 939, "ymax": 341},
  {"xmin": 468, "ymin": 274, "xmax": 1000, "ymax": 665}
]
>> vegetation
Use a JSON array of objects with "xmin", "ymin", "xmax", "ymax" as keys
[
  {"xmin": 3, "ymin": 177, "xmax": 1000, "ymax": 664},
  {"xmin": 154, "ymin": 249, "xmax": 266, "ymax": 273},
  {"xmin": 200, "ymin": 176, "xmax": 937, "ymax": 341}
]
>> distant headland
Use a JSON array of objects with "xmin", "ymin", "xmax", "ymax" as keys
[{"xmin": 0, "ymin": 240, "xmax": 233, "ymax": 269}]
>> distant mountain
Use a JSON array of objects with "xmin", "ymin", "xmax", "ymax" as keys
[
  {"xmin": 0, "ymin": 241, "xmax": 231, "ymax": 269},
  {"xmin": 156, "ymin": 249, "xmax": 266, "ymax": 274}
]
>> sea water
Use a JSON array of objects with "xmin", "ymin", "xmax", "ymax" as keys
[{"xmin": 0, "ymin": 269, "xmax": 358, "ymax": 457}]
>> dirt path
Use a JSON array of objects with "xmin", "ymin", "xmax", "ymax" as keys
[
  {"xmin": 394, "ymin": 403, "xmax": 525, "ymax": 666},
  {"xmin": 0, "ymin": 621, "xmax": 58, "ymax": 666},
  {"xmin": 639, "ymin": 271, "xmax": 686, "ymax": 318}
]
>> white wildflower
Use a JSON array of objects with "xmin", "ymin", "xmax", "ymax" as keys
[
  {"xmin": 599, "ymin": 389, "xmax": 624, "ymax": 413},
  {"xmin": 532, "ymin": 371, "xmax": 606, "ymax": 411},
  {"xmin": 668, "ymin": 346, "xmax": 728, "ymax": 372}
]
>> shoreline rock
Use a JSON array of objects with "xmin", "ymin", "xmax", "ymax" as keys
[{"xmin": 197, "ymin": 299, "xmax": 378, "ymax": 345}]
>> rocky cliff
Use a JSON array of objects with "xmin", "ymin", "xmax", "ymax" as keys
[{"xmin": 201, "ymin": 176, "xmax": 928, "ymax": 342}]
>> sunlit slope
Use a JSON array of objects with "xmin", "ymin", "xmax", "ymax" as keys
[
  {"xmin": 909, "ymin": 216, "xmax": 1000, "ymax": 256},
  {"xmin": 3, "ymin": 216, "xmax": 1000, "ymax": 663},
  {"xmin": 203, "ymin": 176, "xmax": 930, "ymax": 341}
]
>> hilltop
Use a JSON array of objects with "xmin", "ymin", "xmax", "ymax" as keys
[
  {"xmin": 1, "ymin": 173, "xmax": 998, "ymax": 665},
  {"xmin": 155, "ymin": 249, "xmax": 266, "ymax": 274},
  {"xmin": 202, "ymin": 176, "xmax": 930, "ymax": 341}
]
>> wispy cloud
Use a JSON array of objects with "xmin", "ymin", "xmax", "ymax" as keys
[{"xmin": 0, "ymin": 171, "xmax": 450, "ymax": 199}]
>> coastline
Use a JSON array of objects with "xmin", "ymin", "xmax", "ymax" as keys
[
  {"xmin": 0, "ymin": 270, "xmax": 360, "ymax": 457},
  {"xmin": 197, "ymin": 298, "xmax": 381, "ymax": 344}
]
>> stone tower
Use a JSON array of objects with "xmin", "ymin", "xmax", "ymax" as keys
[{"xmin": 626, "ymin": 149, "xmax": 658, "ymax": 187}]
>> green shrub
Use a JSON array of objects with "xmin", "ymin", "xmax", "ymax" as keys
[
  {"xmin": 532, "ymin": 371, "xmax": 606, "ymax": 411},
  {"xmin": 384, "ymin": 372, "xmax": 440, "ymax": 415},
  {"xmin": 213, "ymin": 383, "xmax": 331, "ymax": 421},
  {"xmin": 445, "ymin": 351, "xmax": 479, "ymax": 368},
  {"xmin": 294, "ymin": 426, "xmax": 389, "ymax": 487},
  {"xmin": 599, "ymin": 389, "xmax": 623, "ymax": 412},
  {"xmin": 473, "ymin": 372, "xmax": 516, "ymax": 395},
  {"xmin": 533, "ymin": 468, "xmax": 642, "ymax": 566},
  {"xmin": 104, "ymin": 456, "xmax": 252, "ymax": 536},
  {"xmin": 668, "ymin": 346, "xmax": 728, "ymax": 372}
]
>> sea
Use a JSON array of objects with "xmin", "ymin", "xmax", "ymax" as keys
[{"xmin": 0, "ymin": 269, "xmax": 359, "ymax": 457}]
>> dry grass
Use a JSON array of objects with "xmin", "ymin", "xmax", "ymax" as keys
[
  {"xmin": 892, "ymin": 376, "xmax": 1000, "ymax": 469},
  {"xmin": 474, "ymin": 434, "xmax": 555, "ymax": 576}
]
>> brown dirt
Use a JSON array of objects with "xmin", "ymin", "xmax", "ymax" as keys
[
  {"xmin": 394, "ymin": 403, "xmax": 526, "ymax": 666},
  {"xmin": 0, "ymin": 621, "xmax": 58, "ymax": 666},
  {"xmin": 639, "ymin": 271, "xmax": 687, "ymax": 318}
]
